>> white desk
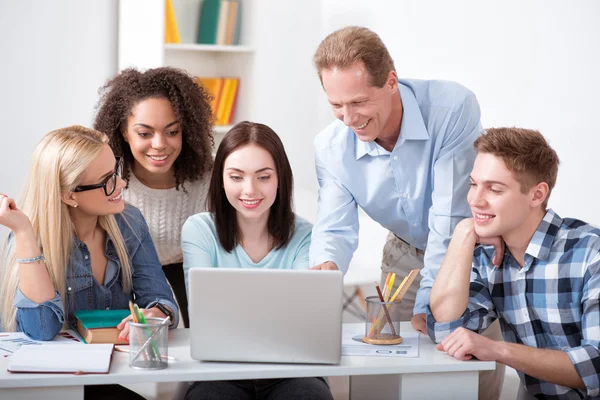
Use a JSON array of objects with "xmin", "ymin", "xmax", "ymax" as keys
[{"xmin": 0, "ymin": 323, "xmax": 494, "ymax": 400}]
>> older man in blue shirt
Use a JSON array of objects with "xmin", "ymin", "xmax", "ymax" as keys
[{"xmin": 309, "ymin": 26, "xmax": 504, "ymax": 400}]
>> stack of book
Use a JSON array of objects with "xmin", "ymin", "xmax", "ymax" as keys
[
  {"xmin": 195, "ymin": 77, "xmax": 240, "ymax": 126},
  {"xmin": 74, "ymin": 309, "xmax": 131, "ymax": 344}
]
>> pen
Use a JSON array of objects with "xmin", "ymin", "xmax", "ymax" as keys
[
  {"xmin": 129, "ymin": 316, "xmax": 170, "ymax": 365},
  {"xmin": 128, "ymin": 301, "xmax": 148, "ymax": 362},
  {"xmin": 132, "ymin": 303, "xmax": 162, "ymax": 361}
]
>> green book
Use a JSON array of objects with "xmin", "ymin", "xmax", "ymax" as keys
[
  {"xmin": 74, "ymin": 309, "xmax": 131, "ymax": 329},
  {"xmin": 197, "ymin": 0, "xmax": 221, "ymax": 44},
  {"xmin": 74, "ymin": 309, "xmax": 131, "ymax": 344}
]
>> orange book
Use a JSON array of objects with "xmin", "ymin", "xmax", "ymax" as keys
[
  {"xmin": 216, "ymin": 78, "xmax": 234, "ymax": 125},
  {"xmin": 223, "ymin": 78, "xmax": 240, "ymax": 125},
  {"xmin": 195, "ymin": 77, "xmax": 224, "ymax": 120}
]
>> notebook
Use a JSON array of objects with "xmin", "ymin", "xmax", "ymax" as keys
[
  {"xmin": 74, "ymin": 309, "xmax": 130, "ymax": 344},
  {"xmin": 8, "ymin": 343, "xmax": 114, "ymax": 374},
  {"xmin": 188, "ymin": 268, "xmax": 343, "ymax": 364}
]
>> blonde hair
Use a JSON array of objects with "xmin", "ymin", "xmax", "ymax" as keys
[
  {"xmin": 0, "ymin": 126, "xmax": 132, "ymax": 331},
  {"xmin": 313, "ymin": 26, "xmax": 396, "ymax": 88}
]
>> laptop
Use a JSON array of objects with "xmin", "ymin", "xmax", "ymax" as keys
[{"xmin": 188, "ymin": 268, "xmax": 343, "ymax": 364}]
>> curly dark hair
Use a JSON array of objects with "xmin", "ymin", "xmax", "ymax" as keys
[{"xmin": 93, "ymin": 67, "xmax": 214, "ymax": 190}]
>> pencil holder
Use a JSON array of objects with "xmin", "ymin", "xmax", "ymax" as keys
[
  {"xmin": 363, "ymin": 296, "xmax": 403, "ymax": 345},
  {"xmin": 129, "ymin": 317, "xmax": 169, "ymax": 370}
]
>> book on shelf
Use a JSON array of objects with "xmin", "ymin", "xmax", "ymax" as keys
[
  {"xmin": 198, "ymin": 0, "xmax": 242, "ymax": 45},
  {"xmin": 171, "ymin": 0, "xmax": 202, "ymax": 44},
  {"xmin": 165, "ymin": 0, "xmax": 181, "ymax": 44},
  {"xmin": 195, "ymin": 77, "xmax": 240, "ymax": 126},
  {"xmin": 74, "ymin": 309, "xmax": 130, "ymax": 345}
]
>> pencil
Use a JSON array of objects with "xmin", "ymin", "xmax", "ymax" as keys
[
  {"xmin": 128, "ymin": 300, "xmax": 148, "ymax": 362},
  {"xmin": 382, "ymin": 272, "xmax": 391, "ymax": 298},
  {"xmin": 374, "ymin": 284, "xmax": 397, "ymax": 337},
  {"xmin": 390, "ymin": 269, "xmax": 420, "ymax": 303},
  {"xmin": 132, "ymin": 303, "xmax": 162, "ymax": 361},
  {"xmin": 384, "ymin": 273, "xmax": 396, "ymax": 301}
]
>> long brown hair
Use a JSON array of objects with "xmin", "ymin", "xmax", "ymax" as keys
[{"xmin": 208, "ymin": 121, "xmax": 295, "ymax": 252}]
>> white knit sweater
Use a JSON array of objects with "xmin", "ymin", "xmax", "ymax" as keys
[{"xmin": 122, "ymin": 172, "xmax": 210, "ymax": 265}]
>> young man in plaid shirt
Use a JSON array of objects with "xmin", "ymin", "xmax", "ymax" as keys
[{"xmin": 427, "ymin": 127, "xmax": 600, "ymax": 399}]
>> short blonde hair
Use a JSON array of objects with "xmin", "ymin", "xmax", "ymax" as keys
[
  {"xmin": 313, "ymin": 26, "xmax": 395, "ymax": 88},
  {"xmin": 474, "ymin": 128, "xmax": 560, "ymax": 208}
]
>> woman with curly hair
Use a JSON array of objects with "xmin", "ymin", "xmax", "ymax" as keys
[{"xmin": 93, "ymin": 67, "xmax": 214, "ymax": 327}]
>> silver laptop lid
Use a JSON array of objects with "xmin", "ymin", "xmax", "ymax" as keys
[{"xmin": 189, "ymin": 268, "xmax": 343, "ymax": 364}]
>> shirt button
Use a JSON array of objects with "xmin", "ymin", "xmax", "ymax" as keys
[
  {"xmin": 412, "ymin": 223, "xmax": 418, "ymax": 227},
  {"xmin": 402, "ymin": 193, "xmax": 408, "ymax": 198},
  {"xmin": 522, "ymin": 310, "xmax": 528, "ymax": 318},
  {"xmin": 393, "ymin": 156, "xmax": 398, "ymax": 161},
  {"xmin": 67, "ymin": 287, "xmax": 72, "ymax": 292},
  {"xmin": 84, "ymin": 255, "xmax": 89, "ymax": 260}
]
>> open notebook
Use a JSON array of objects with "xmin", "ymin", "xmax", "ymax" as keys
[{"xmin": 8, "ymin": 343, "xmax": 114, "ymax": 374}]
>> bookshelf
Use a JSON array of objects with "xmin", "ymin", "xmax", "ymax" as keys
[
  {"xmin": 118, "ymin": 0, "xmax": 323, "ymax": 190},
  {"xmin": 118, "ymin": 0, "xmax": 256, "ymax": 150},
  {"xmin": 164, "ymin": 44, "xmax": 255, "ymax": 53}
]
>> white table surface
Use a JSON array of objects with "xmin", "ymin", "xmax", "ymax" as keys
[{"xmin": 0, "ymin": 323, "xmax": 495, "ymax": 399}]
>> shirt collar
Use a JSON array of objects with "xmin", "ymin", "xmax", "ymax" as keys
[
  {"xmin": 355, "ymin": 81, "xmax": 429, "ymax": 160},
  {"xmin": 525, "ymin": 209, "xmax": 562, "ymax": 261},
  {"xmin": 73, "ymin": 234, "xmax": 118, "ymax": 260}
]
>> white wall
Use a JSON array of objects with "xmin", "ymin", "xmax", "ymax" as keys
[
  {"xmin": 318, "ymin": 0, "xmax": 600, "ymax": 224},
  {"xmin": 249, "ymin": 0, "xmax": 323, "ymax": 192},
  {"xmin": 0, "ymin": 0, "xmax": 118, "ymax": 239}
]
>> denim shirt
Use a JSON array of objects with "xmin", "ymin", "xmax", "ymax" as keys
[{"xmin": 13, "ymin": 204, "xmax": 178, "ymax": 340}]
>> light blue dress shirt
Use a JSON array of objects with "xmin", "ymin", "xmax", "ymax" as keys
[
  {"xmin": 309, "ymin": 79, "xmax": 483, "ymax": 314},
  {"xmin": 181, "ymin": 212, "xmax": 313, "ymax": 291}
]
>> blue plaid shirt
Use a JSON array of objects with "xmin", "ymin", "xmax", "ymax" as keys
[{"xmin": 427, "ymin": 209, "xmax": 600, "ymax": 399}]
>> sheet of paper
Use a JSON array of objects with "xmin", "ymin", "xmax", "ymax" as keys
[
  {"xmin": 8, "ymin": 343, "xmax": 113, "ymax": 373},
  {"xmin": 341, "ymin": 329, "xmax": 419, "ymax": 357},
  {"xmin": 0, "ymin": 329, "xmax": 82, "ymax": 357}
]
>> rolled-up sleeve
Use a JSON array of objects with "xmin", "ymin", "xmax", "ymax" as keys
[
  {"xmin": 426, "ymin": 267, "xmax": 496, "ymax": 343},
  {"xmin": 563, "ymin": 262, "xmax": 600, "ymax": 397},
  {"xmin": 308, "ymin": 149, "xmax": 359, "ymax": 274},
  {"xmin": 14, "ymin": 288, "xmax": 64, "ymax": 341},
  {"xmin": 416, "ymin": 94, "xmax": 482, "ymax": 314},
  {"xmin": 130, "ymin": 223, "xmax": 179, "ymax": 329}
]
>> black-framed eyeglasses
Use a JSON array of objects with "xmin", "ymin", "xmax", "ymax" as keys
[{"xmin": 73, "ymin": 157, "xmax": 123, "ymax": 197}]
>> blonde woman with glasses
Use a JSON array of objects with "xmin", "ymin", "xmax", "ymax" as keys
[{"xmin": 0, "ymin": 125, "xmax": 178, "ymax": 400}]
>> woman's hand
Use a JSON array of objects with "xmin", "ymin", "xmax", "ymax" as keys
[
  {"xmin": 116, "ymin": 307, "xmax": 168, "ymax": 341},
  {"xmin": 0, "ymin": 194, "xmax": 32, "ymax": 234}
]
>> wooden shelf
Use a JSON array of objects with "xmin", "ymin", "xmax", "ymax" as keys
[{"xmin": 164, "ymin": 43, "xmax": 255, "ymax": 53}]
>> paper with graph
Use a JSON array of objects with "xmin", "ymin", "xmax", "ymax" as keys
[{"xmin": 341, "ymin": 329, "xmax": 419, "ymax": 357}]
